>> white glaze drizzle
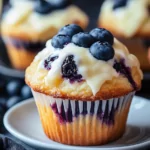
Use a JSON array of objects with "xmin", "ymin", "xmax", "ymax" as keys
[{"xmin": 35, "ymin": 38, "xmax": 142, "ymax": 95}]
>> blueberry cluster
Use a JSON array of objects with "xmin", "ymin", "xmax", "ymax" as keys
[
  {"xmin": 113, "ymin": 0, "xmax": 128, "ymax": 10},
  {"xmin": 0, "ymin": 78, "xmax": 32, "ymax": 132},
  {"xmin": 51, "ymin": 24, "xmax": 115, "ymax": 61},
  {"xmin": 34, "ymin": 0, "xmax": 71, "ymax": 14}
]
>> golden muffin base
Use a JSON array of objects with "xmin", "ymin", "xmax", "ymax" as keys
[
  {"xmin": 33, "ymin": 91, "xmax": 133, "ymax": 146},
  {"xmin": 6, "ymin": 44, "xmax": 38, "ymax": 70}
]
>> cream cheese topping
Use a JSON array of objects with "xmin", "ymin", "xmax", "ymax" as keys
[
  {"xmin": 3, "ymin": 1, "xmax": 88, "ymax": 33},
  {"xmin": 34, "ymin": 38, "xmax": 142, "ymax": 95},
  {"xmin": 100, "ymin": 0, "xmax": 150, "ymax": 37}
]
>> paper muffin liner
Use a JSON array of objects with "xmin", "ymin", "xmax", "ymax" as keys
[{"xmin": 32, "ymin": 90, "xmax": 135, "ymax": 146}]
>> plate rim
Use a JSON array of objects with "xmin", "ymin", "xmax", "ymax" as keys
[{"xmin": 3, "ymin": 96, "xmax": 150, "ymax": 150}]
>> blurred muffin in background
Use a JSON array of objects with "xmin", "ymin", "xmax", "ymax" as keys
[
  {"xmin": 1, "ymin": 0, "xmax": 88, "ymax": 70},
  {"xmin": 98, "ymin": 0, "xmax": 150, "ymax": 71}
]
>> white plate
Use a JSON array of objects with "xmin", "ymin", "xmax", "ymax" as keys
[{"xmin": 4, "ymin": 96, "xmax": 150, "ymax": 150}]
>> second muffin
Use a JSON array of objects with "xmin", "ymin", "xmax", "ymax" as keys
[{"xmin": 1, "ymin": 0, "xmax": 88, "ymax": 70}]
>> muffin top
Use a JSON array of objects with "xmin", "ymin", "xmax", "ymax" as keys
[
  {"xmin": 26, "ymin": 24, "xmax": 143, "ymax": 101},
  {"xmin": 2, "ymin": 0, "xmax": 88, "ymax": 41},
  {"xmin": 99, "ymin": 0, "xmax": 150, "ymax": 38}
]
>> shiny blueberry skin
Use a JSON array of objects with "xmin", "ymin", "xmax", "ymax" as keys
[
  {"xmin": 113, "ymin": 0, "xmax": 128, "ymax": 10},
  {"xmin": 6, "ymin": 96, "xmax": 22, "ymax": 109},
  {"xmin": 72, "ymin": 32, "xmax": 95, "ymax": 48},
  {"xmin": 59, "ymin": 24, "xmax": 83, "ymax": 37},
  {"xmin": 6, "ymin": 80, "xmax": 23, "ymax": 96},
  {"xmin": 90, "ymin": 28, "xmax": 114, "ymax": 45},
  {"xmin": 34, "ymin": 0, "xmax": 53, "ymax": 14},
  {"xmin": 51, "ymin": 35, "xmax": 71, "ymax": 49},
  {"xmin": 89, "ymin": 42, "xmax": 115, "ymax": 61},
  {"xmin": 21, "ymin": 85, "xmax": 33, "ymax": 100}
]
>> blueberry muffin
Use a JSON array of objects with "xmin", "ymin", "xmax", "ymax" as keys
[
  {"xmin": 98, "ymin": 0, "xmax": 150, "ymax": 70},
  {"xmin": 1, "ymin": 0, "xmax": 88, "ymax": 70},
  {"xmin": 25, "ymin": 25, "xmax": 142, "ymax": 145}
]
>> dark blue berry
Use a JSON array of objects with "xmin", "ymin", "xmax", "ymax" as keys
[
  {"xmin": 51, "ymin": 35, "xmax": 71, "ymax": 49},
  {"xmin": 72, "ymin": 33, "xmax": 95, "ymax": 48},
  {"xmin": 34, "ymin": 0, "xmax": 53, "ymax": 14},
  {"xmin": 59, "ymin": 24, "xmax": 83, "ymax": 37},
  {"xmin": 6, "ymin": 96, "xmax": 22, "ymax": 109},
  {"xmin": 90, "ymin": 28, "xmax": 114, "ymax": 45},
  {"xmin": 6, "ymin": 80, "xmax": 23, "ymax": 96},
  {"xmin": 62, "ymin": 55, "xmax": 77, "ymax": 77},
  {"xmin": 113, "ymin": 0, "xmax": 128, "ymax": 10},
  {"xmin": 21, "ymin": 85, "xmax": 33, "ymax": 100},
  {"xmin": 61, "ymin": 55, "xmax": 82, "ymax": 82},
  {"xmin": 89, "ymin": 42, "xmax": 115, "ymax": 61},
  {"xmin": 44, "ymin": 55, "xmax": 58, "ymax": 70}
]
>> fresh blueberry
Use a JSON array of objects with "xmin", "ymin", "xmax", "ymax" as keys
[
  {"xmin": 34, "ymin": 0, "xmax": 53, "ymax": 14},
  {"xmin": 90, "ymin": 28, "xmax": 114, "ymax": 45},
  {"xmin": 21, "ymin": 85, "xmax": 33, "ymax": 100},
  {"xmin": 6, "ymin": 96, "xmax": 22, "ymax": 109},
  {"xmin": 59, "ymin": 24, "xmax": 83, "ymax": 37},
  {"xmin": 89, "ymin": 42, "xmax": 115, "ymax": 61},
  {"xmin": 51, "ymin": 34, "xmax": 71, "ymax": 49},
  {"xmin": 72, "ymin": 32, "xmax": 95, "ymax": 48},
  {"xmin": 6, "ymin": 80, "xmax": 23, "ymax": 96},
  {"xmin": 44, "ymin": 55, "xmax": 58, "ymax": 70},
  {"xmin": 113, "ymin": 0, "xmax": 128, "ymax": 10}
]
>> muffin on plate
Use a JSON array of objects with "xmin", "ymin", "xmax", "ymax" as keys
[
  {"xmin": 98, "ymin": 0, "xmax": 150, "ymax": 70},
  {"xmin": 25, "ymin": 24, "xmax": 143, "ymax": 145},
  {"xmin": 1, "ymin": 0, "xmax": 88, "ymax": 70}
]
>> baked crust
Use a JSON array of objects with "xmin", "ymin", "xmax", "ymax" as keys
[{"xmin": 25, "ymin": 61, "xmax": 141, "ymax": 101}]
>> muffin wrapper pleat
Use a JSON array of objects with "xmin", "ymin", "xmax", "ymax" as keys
[{"xmin": 32, "ymin": 90, "xmax": 135, "ymax": 145}]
